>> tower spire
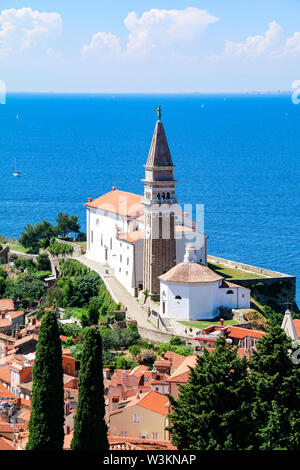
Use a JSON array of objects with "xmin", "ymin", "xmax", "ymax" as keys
[
  {"xmin": 142, "ymin": 108, "xmax": 177, "ymax": 299},
  {"xmin": 146, "ymin": 113, "xmax": 174, "ymax": 168}
]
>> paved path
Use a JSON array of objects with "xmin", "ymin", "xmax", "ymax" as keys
[{"xmin": 76, "ymin": 255, "xmax": 153, "ymax": 329}]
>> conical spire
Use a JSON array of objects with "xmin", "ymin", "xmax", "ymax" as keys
[
  {"xmin": 281, "ymin": 309, "xmax": 299, "ymax": 340},
  {"xmin": 146, "ymin": 120, "xmax": 174, "ymax": 167}
]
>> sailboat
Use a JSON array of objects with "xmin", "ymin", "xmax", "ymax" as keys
[{"xmin": 13, "ymin": 158, "xmax": 21, "ymax": 177}]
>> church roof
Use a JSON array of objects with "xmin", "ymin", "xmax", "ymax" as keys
[
  {"xmin": 159, "ymin": 261, "xmax": 223, "ymax": 284},
  {"xmin": 84, "ymin": 190, "xmax": 143, "ymax": 218},
  {"xmin": 145, "ymin": 120, "xmax": 174, "ymax": 167},
  {"xmin": 117, "ymin": 230, "xmax": 144, "ymax": 244}
]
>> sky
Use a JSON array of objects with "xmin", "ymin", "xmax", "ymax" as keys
[{"xmin": 1, "ymin": 1, "xmax": 300, "ymax": 93}]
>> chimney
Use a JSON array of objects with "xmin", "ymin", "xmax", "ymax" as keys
[
  {"xmin": 122, "ymin": 369, "xmax": 126, "ymax": 385},
  {"xmin": 161, "ymin": 352, "xmax": 165, "ymax": 359},
  {"xmin": 88, "ymin": 197, "xmax": 93, "ymax": 202},
  {"xmin": 113, "ymin": 373, "xmax": 117, "ymax": 387},
  {"xmin": 136, "ymin": 392, "xmax": 140, "ymax": 399},
  {"xmin": 220, "ymin": 318, "xmax": 224, "ymax": 326}
]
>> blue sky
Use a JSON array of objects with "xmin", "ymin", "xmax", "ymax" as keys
[{"xmin": 1, "ymin": 1, "xmax": 300, "ymax": 92}]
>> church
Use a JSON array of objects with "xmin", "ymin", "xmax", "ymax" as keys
[{"xmin": 85, "ymin": 109, "xmax": 250, "ymax": 320}]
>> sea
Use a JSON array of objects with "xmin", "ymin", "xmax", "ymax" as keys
[{"xmin": 0, "ymin": 93, "xmax": 299, "ymax": 303}]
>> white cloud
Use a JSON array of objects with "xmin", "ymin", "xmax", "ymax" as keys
[
  {"xmin": 83, "ymin": 7, "xmax": 219, "ymax": 58},
  {"xmin": 0, "ymin": 7, "xmax": 62, "ymax": 56},
  {"xmin": 124, "ymin": 7, "xmax": 219, "ymax": 57},
  {"xmin": 280, "ymin": 32, "xmax": 300, "ymax": 56},
  {"xmin": 223, "ymin": 21, "xmax": 283, "ymax": 58},
  {"xmin": 82, "ymin": 32, "xmax": 121, "ymax": 56}
]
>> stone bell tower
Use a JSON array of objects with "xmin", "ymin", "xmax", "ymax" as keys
[{"xmin": 142, "ymin": 107, "xmax": 178, "ymax": 299}]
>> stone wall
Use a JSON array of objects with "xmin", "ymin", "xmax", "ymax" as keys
[
  {"xmin": 137, "ymin": 325, "xmax": 197, "ymax": 346},
  {"xmin": 55, "ymin": 239, "xmax": 84, "ymax": 258},
  {"xmin": 208, "ymin": 255, "xmax": 297, "ymax": 312}
]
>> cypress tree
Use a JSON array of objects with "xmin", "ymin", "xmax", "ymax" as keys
[
  {"xmin": 71, "ymin": 327, "xmax": 108, "ymax": 450},
  {"xmin": 249, "ymin": 325, "xmax": 300, "ymax": 450},
  {"xmin": 167, "ymin": 337, "xmax": 254, "ymax": 450},
  {"xmin": 26, "ymin": 310, "xmax": 64, "ymax": 450}
]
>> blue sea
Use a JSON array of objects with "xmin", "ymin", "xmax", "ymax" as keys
[{"xmin": 0, "ymin": 93, "xmax": 299, "ymax": 303}]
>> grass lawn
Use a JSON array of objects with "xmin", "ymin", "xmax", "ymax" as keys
[
  {"xmin": 208, "ymin": 262, "xmax": 267, "ymax": 280},
  {"xmin": 8, "ymin": 243, "xmax": 29, "ymax": 254},
  {"xmin": 74, "ymin": 241, "xmax": 87, "ymax": 251},
  {"xmin": 179, "ymin": 318, "xmax": 239, "ymax": 329}
]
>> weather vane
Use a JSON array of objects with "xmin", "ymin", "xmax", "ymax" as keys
[{"xmin": 155, "ymin": 106, "xmax": 162, "ymax": 121}]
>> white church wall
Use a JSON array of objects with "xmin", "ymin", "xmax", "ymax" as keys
[
  {"xmin": 217, "ymin": 286, "xmax": 250, "ymax": 310},
  {"xmin": 189, "ymin": 283, "xmax": 218, "ymax": 320},
  {"xmin": 160, "ymin": 281, "xmax": 190, "ymax": 320}
]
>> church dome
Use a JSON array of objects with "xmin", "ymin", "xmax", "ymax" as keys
[{"xmin": 159, "ymin": 254, "xmax": 223, "ymax": 284}]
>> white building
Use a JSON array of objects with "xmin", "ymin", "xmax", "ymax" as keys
[
  {"xmin": 85, "ymin": 114, "xmax": 207, "ymax": 297},
  {"xmin": 159, "ymin": 245, "xmax": 250, "ymax": 321}
]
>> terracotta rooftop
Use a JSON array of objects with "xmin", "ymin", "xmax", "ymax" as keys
[
  {"xmin": 227, "ymin": 326, "xmax": 266, "ymax": 340},
  {"xmin": 108, "ymin": 436, "xmax": 177, "ymax": 451},
  {"xmin": 0, "ymin": 365, "xmax": 11, "ymax": 383},
  {"xmin": 0, "ymin": 299, "xmax": 14, "ymax": 311},
  {"xmin": 84, "ymin": 190, "xmax": 143, "ymax": 218},
  {"xmin": 110, "ymin": 390, "xmax": 170, "ymax": 417},
  {"xmin": 168, "ymin": 355, "xmax": 197, "ymax": 383},
  {"xmin": 0, "ymin": 436, "xmax": 17, "ymax": 451},
  {"xmin": 164, "ymin": 351, "xmax": 186, "ymax": 372},
  {"xmin": 159, "ymin": 261, "xmax": 223, "ymax": 284},
  {"xmin": 117, "ymin": 230, "xmax": 144, "ymax": 244},
  {"xmin": 137, "ymin": 390, "xmax": 170, "ymax": 416},
  {"xmin": 293, "ymin": 319, "xmax": 300, "ymax": 337},
  {"xmin": 0, "ymin": 318, "xmax": 11, "ymax": 328},
  {"xmin": 7, "ymin": 310, "xmax": 24, "ymax": 319}
]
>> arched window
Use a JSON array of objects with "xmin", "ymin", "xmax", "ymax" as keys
[
  {"xmin": 226, "ymin": 290, "xmax": 234, "ymax": 294},
  {"xmin": 175, "ymin": 295, "xmax": 182, "ymax": 300},
  {"xmin": 157, "ymin": 193, "xmax": 161, "ymax": 200},
  {"xmin": 167, "ymin": 192, "xmax": 170, "ymax": 199},
  {"xmin": 162, "ymin": 192, "xmax": 166, "ymax": 199}
]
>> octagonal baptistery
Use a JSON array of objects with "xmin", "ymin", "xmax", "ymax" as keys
[{"xmin": 159, "ymin": 245, "xmax": 250, "ymax": 321}]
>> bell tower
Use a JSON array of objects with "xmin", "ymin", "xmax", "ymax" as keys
[{"xmin": 142, "ymin": 107, "xmax": 178, "ymax": 299}]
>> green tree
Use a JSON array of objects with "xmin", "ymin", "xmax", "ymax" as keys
[
  {"xmin": 249, "ymin": 325, "xmax": 300, "ymax": 450},
  {"xmin": 55, "ymin": 212, "xmax": 80, "ymax": 238},
  {"xmin": 36, "ymin": 253, "xmax": 51, "ymax": 271},
  {"xmin": 88, "ymin": 296, "xmax": 101, "ymax": 325},
  {"xmin": 167, "ymin": 338, "xmax": 254, "ymax": 450},
  {"xmin": 26, "ymin": 310, "xmax": 64, "ymax": 450},
  {"xmin": 71, "ymin": 328, "xmax": 108, "ymax": 450}
]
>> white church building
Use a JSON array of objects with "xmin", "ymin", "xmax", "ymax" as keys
[
  {"xmin": 85, "ymin": 109, "xmax": 250, "ymax": 320},
  {"xmin": 159, "ymin": 244, "xmax": 250, "ymax": 321}
]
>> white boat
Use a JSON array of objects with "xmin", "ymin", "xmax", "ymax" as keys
[{"xmin": 13, "ymin": 158, "xmax": 21, "ymax": 177}]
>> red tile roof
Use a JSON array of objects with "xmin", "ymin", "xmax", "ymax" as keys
[
  {"xmin": 227, "ymin": 326, "xmax": 266, "ymax": 340},
  {"xmin": 159, "ymin": 262, "xmax": 223, "ymax": 284},
  {"xmin": 0, "ymin": 299, "xmax": 14, "ymax": 311},
  {"xmin": 85, "ymin": 190, "xmax": 143, "ymax": 218},
  {"xmin": 117, "ymin": 230, "xmax": 144, "ymax": 244},
  {"xmin": 0, "ymin": 437, "xmax": 16, "ymax": 451},
  {"xmin": 293, "ymin": 319, "xmax": 300, "ymax": 337},
  {"xmin": 108, "ymin": 436, "xmax": 177, "ymax": 451},
  {"xmin": 0, "ymin": 365, "xmax": 11, "ymax": 383},
  {"xmin": 137, "ymin": 391, "xmax": 170, "ymax": 416}
]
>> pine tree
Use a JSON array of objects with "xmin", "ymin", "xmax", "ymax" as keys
[
  {"xmin": 167, "ymin": 337, "xmax": 254, "ymax": 450},
  {"xmin": 249, "ymin": 325, "xmax": 300, "ymax": 450},
  {"xmin": 26, "ymin": 310, "xmax": 64, "ymax": 450},
  {"xmin": 71, "ymin": 327, "xmax": 108, "ymax": 450}
]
